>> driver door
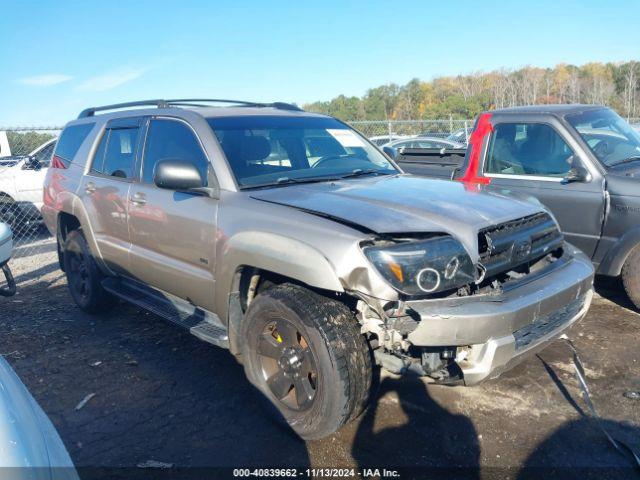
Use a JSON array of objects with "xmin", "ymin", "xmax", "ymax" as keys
[
  {"xmin": 128, "ymin": 117, "xmax": 219, "ymax": 311},
  {"xmin": 484, "ymin": 121, "xmax": 605, "ymax": 258}
]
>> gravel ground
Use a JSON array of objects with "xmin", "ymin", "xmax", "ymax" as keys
[{"xmin": 1, "ymin": 236, "xmax": 640, "ymax": 479}]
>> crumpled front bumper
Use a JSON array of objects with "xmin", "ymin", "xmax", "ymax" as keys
[{"xmin": 404, "ymin": 244, "xmax": 595, "ymax": 385}]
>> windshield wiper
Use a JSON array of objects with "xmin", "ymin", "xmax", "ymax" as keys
[
  {"xmin": 608, "ymin": 155, "xmax": 640, "ymax": 167},
  {"xmin": 340, "ymin": 168, "xmax": 394, "ymax": 179},
  {"xmin": 240, "ymin": 175, "xmax": 342, "ymax": 190}
]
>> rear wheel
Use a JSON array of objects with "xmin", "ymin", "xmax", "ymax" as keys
[
  {"xmin": 622, "ymin": 244, "xmax": 640, "ymax": 310},
  {"xmin": 240, "ymin": 283, "xmax": 372, "ymax": 440},
  {"xmin": 63, "ymin": 229, "xmax": 114, "ymax": 313}
]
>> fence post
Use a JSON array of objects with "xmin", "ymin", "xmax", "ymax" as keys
[
  {"xmin": 388, "ymin": 120, "xmax": 392, "ymax": 137},
  {"xmin": 449, "ymin": 115, "xmax": 453, "ymax": 134}
]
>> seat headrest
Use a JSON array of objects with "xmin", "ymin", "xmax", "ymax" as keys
[{"xmin": 240, "ymin": 136, "xmax": 271, "ymax": 162}]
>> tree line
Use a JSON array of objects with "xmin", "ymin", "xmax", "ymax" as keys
[
  {"xmin": 304, "ymin": 61, "xmax": 639, "ymax": 121},
  {"xmin": 6, "ymin": 131, "xmax": 55, "ymax": 156}
]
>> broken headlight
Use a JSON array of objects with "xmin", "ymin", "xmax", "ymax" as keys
[{"xmin": 363, "ymin": 236, "xmax": 475, "ymax": 296}]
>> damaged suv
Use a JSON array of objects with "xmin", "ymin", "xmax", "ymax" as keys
[{"xmin": 43, "ymin": 99, "xmax": 595, "ymax": 439}]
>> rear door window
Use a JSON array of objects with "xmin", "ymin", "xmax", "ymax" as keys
[
  {"xmin": 54, "ymin": 123, "xmax": 95, "ymax": 165},
  {"xmin": 91, "ymin": 121, "xmax": 141, "ymax": 179}
]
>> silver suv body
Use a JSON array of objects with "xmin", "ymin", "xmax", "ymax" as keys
[{"xmin": 43, "ymin": 100, "xmax": 594, "ymax": 439}]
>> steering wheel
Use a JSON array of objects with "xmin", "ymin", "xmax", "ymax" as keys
[{"xmin": 312, "ymin": 154, "xmax": 362, "ymax": 168}]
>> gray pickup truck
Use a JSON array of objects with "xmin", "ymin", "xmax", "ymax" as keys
[
  {"xmin": 396, "ymin": 105, "xmax": 640, "ymax": 310},
  {"xmin": 43, "ymin": 99, "xmax": 594, "ymax": 439}
]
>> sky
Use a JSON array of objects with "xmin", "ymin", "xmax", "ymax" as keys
[{"xmin": 1, "ymin": 0, "xmax": 639, "ymax": 125}]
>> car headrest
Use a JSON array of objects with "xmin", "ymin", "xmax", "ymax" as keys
[{"xmin": 240, "ymin": 136, "xmax": 271, "ymax": 162}]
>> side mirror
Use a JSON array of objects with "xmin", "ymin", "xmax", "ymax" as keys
[
  {"xmin": 383, "ymin": 146, "xmax": 398, "ymax": 160},
  {"xmin": 21, "ymin": 156, "xmax": 41, "ymax": 171},
  {"xmin": 561, "ymin": 165, "xmax": 591, "ymax": 185},
  {"xmin": 154, "ymin": 159, "xmax": 207, "ymax": 193}
]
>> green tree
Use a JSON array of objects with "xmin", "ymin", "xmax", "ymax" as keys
[{"xmin": 6, "ymin": 131, "xmax": 54, "ymax": 156}]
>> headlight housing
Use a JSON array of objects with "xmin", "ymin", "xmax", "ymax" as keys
[{"xmin": 363, "ymin": 236, "xmax": 475, "ymax": 296}]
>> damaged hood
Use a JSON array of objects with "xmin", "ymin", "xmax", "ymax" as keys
[{"xmin": 250, "ymin": 175, "xmax": 546, "ymax": 259}]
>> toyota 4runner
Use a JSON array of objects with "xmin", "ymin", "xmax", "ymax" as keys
[{"xmin": 43, "ymin": 99, "xmax": 595, "ymax": 439}]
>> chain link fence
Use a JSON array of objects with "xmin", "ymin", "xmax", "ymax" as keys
[
  {"xmin": 347, "ymin": 119, "xmax": 474, "ymax": 143},
  {"xmin": 0, "ymin": 127, "xmax": 62, "ymax": 264}
]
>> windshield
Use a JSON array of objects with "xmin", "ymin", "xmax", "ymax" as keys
[
  {"xmin": 566, "ymin": 108, "xmax": 640, "ymax": 167},
  {"xmin": 207, "ymin": 115, "xmax": 397, "ymax": 188}
]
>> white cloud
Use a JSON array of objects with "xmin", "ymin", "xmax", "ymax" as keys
[
  {"xmin": 19, "ymin": 74, "xmax": 73, "ymax": 86},
  {"xmin": 77, "ymin": 67, "xmax": 148, "ymax": 92}
]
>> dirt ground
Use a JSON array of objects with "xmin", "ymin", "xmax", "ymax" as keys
[{"xmin": 2, "ymin": 239, "xmax": 640, "ymax": 479}]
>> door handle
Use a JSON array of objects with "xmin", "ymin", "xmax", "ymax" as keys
[
  {"xmin": 85, "ymin": 182, "xmax": 96, "ymax": 194},
  {"xmin": 130, "ymin": 192, "xmax": 147, "ymax": 205}
]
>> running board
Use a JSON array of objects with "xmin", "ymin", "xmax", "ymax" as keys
[{"xmin": 102, "ymin": 277, "xmax": 229, "ymax": 349}]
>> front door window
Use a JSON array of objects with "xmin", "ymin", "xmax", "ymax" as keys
[{"xmin": 486, "ymin": 123, "xmax": 574, "ymax": 177}]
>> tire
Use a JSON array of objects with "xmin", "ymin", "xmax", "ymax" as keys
[
  {"xmin": 63, "ymin": 229, "xmax": 114, "ymax": 313},
  {"xmin": 240, "ymin": 283, "xmax": 372, "ymax": 440},
  {"xmin": 622, "ymin": 244, "xmax": 640, "ymax": 310}
]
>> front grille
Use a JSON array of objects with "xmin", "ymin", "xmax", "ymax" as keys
[
  {"xmin": 478, "ymin": 212, "xmax": 563, "ymax": 277},
  {"xmin": 514, "ymin": 294, "xmax": 587, "ymax": 350}
]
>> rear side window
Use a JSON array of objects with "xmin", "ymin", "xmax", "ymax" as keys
[
  {"xmin": 91, "ymin": 127, "xmax": 140, "ymax": 179},
  {"xmin": 141, "ymin": 119, "xmax": 209, "ymax": 185},
  {"xmin": 54, "ymin": 123, "xmax": 94, "ymax": 165}
]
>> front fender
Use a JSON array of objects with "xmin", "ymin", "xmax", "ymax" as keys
[
  {"xmin": 598, "ymin": 226, "xmax": 640, "ymax": 276},
  {"xmin": 222, "ymin": 231, "xmax": 343, "ymax": 292},
  {"xmin": 215, "ymin": 231, "xmax": 344, "ymax": 323}
]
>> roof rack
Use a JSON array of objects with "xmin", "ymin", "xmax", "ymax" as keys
[{"xmin": 77, "ymin": 98, "xmax": 303, "ymax": 118}]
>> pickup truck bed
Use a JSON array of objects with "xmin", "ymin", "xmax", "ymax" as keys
[{"xmin": 394, "ymin": 148, "xmax": 465, "ymax": 180}]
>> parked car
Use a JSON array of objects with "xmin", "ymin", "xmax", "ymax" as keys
[
  {"xmin": 447, "ymin": 127, "xmax": 472, "ymax": 146},
  {"xmin": 368, "ymin": 134, "xmax": 411, "ymax": 146},
  {"xmin": 384, "ymin": 137, "xmax": 465, "ymax": 151},
  {"xmin": 0, "ymin": 138, "xmax": 56, "ymax": 230},
  {"xmin": 0, "ymin": 132, "xmax": 11, "ymax": 158},
  {"xmin": 397, "ymin": 104, "xmax": 640, "ymax": 310},
  {"xmin": 0, "ymin": 354, "xmax": 77, "ymax": 478},
  {"xmin": 0, "ymin": 222, "xmax": 16, "ymax": 297},
  {"xmin": 43, "ymin": 99, "xmax": 594, "ymax": 439}
]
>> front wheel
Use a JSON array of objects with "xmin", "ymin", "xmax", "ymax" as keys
[
  {"xmin": 622, "ymin": 245, "xmax": 640, "ymax": 311},
  {"xmin": 240, "ymin": 283, "xmax": 372, "ymax": 440}
]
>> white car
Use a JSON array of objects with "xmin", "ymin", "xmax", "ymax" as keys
[
  {"xmin": 0, "ymin": 355, "xmax": 77, "ymax": 478},
  {"xmin": 368, "ymin": 134, "xmax": 413, "ymax": 146},
  {"xmin": 383, "ymin": 137, "xmax": 466, "ymax": 150},
  {"xmin": 0, "ymin": 132, "xmax": 11, "ymax": 158},
  {"xmin": 0, "ymin": 139, "xmax": 56, "ymax": 229},
  {"xmin": 0, "ymin": 222, "xmax": 15, "ymax": 297}
]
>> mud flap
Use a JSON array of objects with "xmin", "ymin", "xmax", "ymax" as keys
[{"xmin": 561, "ymin": 334, "xmax": 640, "ymax": 468}]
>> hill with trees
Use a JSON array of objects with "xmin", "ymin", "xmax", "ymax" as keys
[{"xmin": 304, "ymin": 61, "xmax": 639, "ymax": 121}]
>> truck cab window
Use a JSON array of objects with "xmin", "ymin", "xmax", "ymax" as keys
[{"xmin": 486, "ymin": 123, "xmax": 574, "ymax": 177}]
